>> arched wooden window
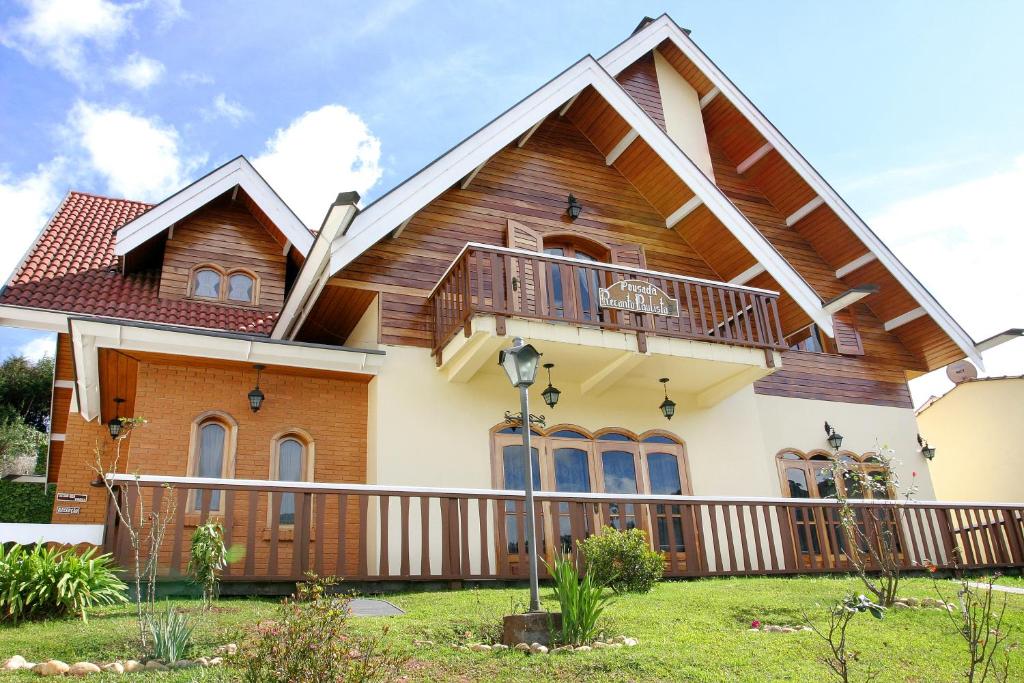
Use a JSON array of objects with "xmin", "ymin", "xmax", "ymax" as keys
[
  {"xmin": 776, "ymin": 449, "xmax": 892, "ymax": 500},
  {"xmin": 226, "ymin": 271, "xmax": 256, "ymax": 304},
  {"xmin": 270, "ymin": 430, "xmax": 314, "ymax": 526},
  {"xmin": 187, "ymin": 411, "xmax": 237, "ymax": 513},
  {"xmin": 192, "ymin": 266, "xmax": 223, "ymax": 300}
]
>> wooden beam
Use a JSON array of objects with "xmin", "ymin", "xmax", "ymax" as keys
[
  {"xmin": 975, "ymin": 328, "xmax": 1023, "ymax": 353},
  {"xmin": 666, "ymin": 196, "xmax": 703, "ymax": 228},
  {"xmin": 884, "ymin": 307, "xmax": 926, "ymax": 331},
  {"xmin": 784, "ymin": 196, "xmax": 824, "ymax": 226},
  {"xmin": 580, "ymin": 352, "xmax": 645, "ymax": 396},
  {"xmin": 517, "ymin": 119, "xmax": 544, "ymax": 148},
  {"xmin": 605, "ymin": 129, "xmax": 639, "ymax": 165},
  {"xmin": 558, "ymin": 92, "xmax": 579, "ymax": 117},
  {"xmin": 460, "ymin": 161, "xmax": 486, "ymax": 190},
  {"xmin": 699, "ymin": 87, "xmax": 720, "ymax": 110},
  {"xmin": 822, "ymin": 285, "xmax": 879, "ymax": 315},
  {"xmin": 736, "ymin": 143, "xmax": 773, "ymax": 174},
  {"xmin": 729, "ymin": 263, "xmax": 765, "ymax": 286},
  {"xmin": 835, "ymin": 252, "xmax": 877, "ymax": 279},
  {"xmin": 281, "ymin": 240, "xmax": 291, "ymax": 256},
  {"xmin": 230, "ymin": 186, "xmax": 239, "ymax": 201},
  {"xmin": 390, "ymin": 217, "xmax": 412, "ymax": 239}
]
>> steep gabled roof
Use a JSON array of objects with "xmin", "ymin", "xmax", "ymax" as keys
[
  {"xmin": 115, "ymin": 156, "xmax": 314, "ymax": 257},
  {"xmin": 601, "ymin": 14, "xmax": 983, "ymax": 368},
  {"xmin": 325, "ymin": 56, "xmax": 834, "ymax": 336}
]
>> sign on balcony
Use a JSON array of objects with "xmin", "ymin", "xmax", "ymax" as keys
[{"xmin": 599, "ymin": 279, "xmax": 679, "ymax": 317}]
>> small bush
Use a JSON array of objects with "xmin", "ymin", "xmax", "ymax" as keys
[
  {"xmin": 148, "ymin": 603, "xmax": 194, "ymax": 662},
  {"xmin": 188, "ymin": 522, "xmax": 228, "ymax": 607},
  {"xmin": 0, "ymin": 543, "xmax": 127, "ymax": 622},
  {"xmin": 233, "ymin": 574, "xmax": 405, "ymax": 682},
  {"xmin": 578, "ymin": 526, "xmax": 665, "ymax": 594},
  {"xmin": 545, "ymin": 552, "xmax": 609, "ymax": 645}
]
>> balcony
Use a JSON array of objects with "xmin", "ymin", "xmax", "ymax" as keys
[{"xmin": 429, "ymin": 244, "xmax": 786, "ymax": 403}]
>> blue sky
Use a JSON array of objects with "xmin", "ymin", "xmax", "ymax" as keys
[{"xmin": 1, "ymin": 0, "xmax": 1021, "ymax": 405}]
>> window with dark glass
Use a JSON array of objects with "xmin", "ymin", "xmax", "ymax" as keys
[
  {"xmin": 191, "ymin": 419, "xmax": 228, "ymax": 512},
  {"xmin": 276, "ymin": 437, "xmax": 304, "ymax": 525}
]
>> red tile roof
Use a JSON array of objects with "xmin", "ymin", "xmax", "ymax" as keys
[{"xmin": 0, "ymin": 191, "xmax": 278, "ymax": 334}]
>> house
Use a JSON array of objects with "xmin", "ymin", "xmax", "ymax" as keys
[
  {"xmin": 917, "ymin": 375, "xmax": 1024, "ymax": 503},
  {"xmin": 1, "ymin": 15, "xmax": 1020, "ymax": 580}
]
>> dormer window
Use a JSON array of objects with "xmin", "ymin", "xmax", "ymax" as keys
[{"xmin": 190, "ymin": 265, "xmax": 258, "ymax": 306}]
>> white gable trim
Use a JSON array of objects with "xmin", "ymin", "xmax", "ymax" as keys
[
  {"xmin": 601, "ymin": 15, "xmax": 980, "ymax": 366},
  {"xmin": 329, "ymin": 57, "xmax": 832, "ymax": 336},
  {"xmin": 114, "ymin": 157, "xmax": 313, "ymax": 257}
]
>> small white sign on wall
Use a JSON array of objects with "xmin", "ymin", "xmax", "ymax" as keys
[{"xmin": 55, "ymin": 506, "xmax": 81, "ymax": 515}]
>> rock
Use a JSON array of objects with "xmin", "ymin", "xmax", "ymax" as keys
[
  {"xmin": 530, "ymin": 643, "xmax": 548, "ymax": 655},
  {"xmin": 33, "ymin": 661, "xmax": 70, "ymax": 676},
  {"xmin": 514, "ymin": 643, "xmax": 531, "ymax": 652},
  {"xmin": 574, "ymin": 646, "xmax": 591, "ymax": 652},
  {"xmin": 905, "ymin": 597, "xmax": 920, "ymax": 607},
  {"xmin": 892, "ymin": 602, "xmax": 911, "ymax": 610},
  {"xmin": 195, "ymin": 657, "xmax": 209, "ymax": 667},
  {"xmin": 608, "ymin": 643, "xmax": 623, "ymax": 649},
  {"xmin": 469, "ymin": 644, "xmax": 491, "ymax": 652},
  {"xmin": 764, "ymin": 625, "xmax": 785, "ymax": 632},
  {"xmin": 3, "ymin": 656, "xmax": 28, "ymax": 670},
  {"xmin": 123, "ymin": 660, "xmax": 144, "ymax": 672},
  {"xmin": 611, "ymin": 635, "xmax": 626, "ymax": 644},
  {"xmin": 145, "ymin": 660, "xmax": 169, "ymax": 671},
  {"xmin": 550, "ymin": 645, "xmax": 573, "ymax": 654},
  {"xmin": 623, "ymin": 638, "xmax": 639, "ymax": 647},
  {"xmin": 208, "ymin": 657, "xmax": 223, "ymax": 666},
  {"xmin": 215, "ymin": 643, "xmax": 238, "ymax": 656},
  {"xmin": 801, "ymin": 626, "xmax": 813, "ymax": 632},
  {"xmin": 490, "ymin": 644, "xmax": 508, "ymax": 651},
  {"xmin": 100, "ymin": 662, "xmax": 125, "ymax": 674},
  {"xmin": 593, "ymin": 640, "xmax": 610, "ymax": 648},
  {"xmin": 69, "ymin": 662, "xmax": 101, "ymax": 676},
  {"xmin": 413, "ymin": 639, "xmax": 435, "ymax": 647},
  {"xmin": 452, "ymin": 645, "xmax": 469, "ymax": 653},
  {"xmin": 172, "ymin": 659, "xmax": 196, "ymax": 669},
  {"xmin": 748, "ymin": 628, "xmax": 760, "ymax": 632},
  {"xmin": 779, "ymin": 627, "xmax": 797, "ymax": 634}
]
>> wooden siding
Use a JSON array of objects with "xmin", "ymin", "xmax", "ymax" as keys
[
  {"xmin": 297, "ymin": 285, "xmax": 377, "ymax": 346},
  {"xmin": 327, "ymin": 116, "xmax": 721, "ymax": 347},
  {"xmin": 616, "ymin": 51, "xmax": 666, "ymax": 131},
  {"xmin": 754, "ymin": 351, "xmax": 913, "ymax": 408},
  {"xmin": 158, "ymin": 197, "xmax": 287, "ymax": 310}
]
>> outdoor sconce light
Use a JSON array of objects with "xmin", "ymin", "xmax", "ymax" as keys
[
  {"xmin": 107, "ymin": 397, "xmax": 126, "ymax": 441},
  {"xmin": 498, "ymin": 338, "xmax": 541, "ymax": 388},
  {"xmin": 566, "ymin": 193, "xmax": 582, "ymax": 220},
  {"xmin": 541, "ymin": 363, "xmax": 561, "ymax": 409},
  {"xmin": 248, "ymin": 364, "xmax": 266, "ymax": 413},
  {"xmin": 825, "ymin": 421, "xmax": 844, "ymax": 450},
  {"xmin": 658, "ymin": 378, "xmax": 676, "ymax": 420},
  {"xmin": 918, "ymin": 434, "xmax": 936, "ymax": 460}
]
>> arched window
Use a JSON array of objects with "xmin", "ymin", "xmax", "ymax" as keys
[
  {"xmin": 192, "ymin": 267, "xmax": 222, "ymax": 299},
  {"xmin": 776, "ymin": 449, "xmax": 892, "ymax": 500},
  {"xmin": 270, "ymin": 430, "xmax": 314, "ymax": 526},
  {"xmin": 227, "ymin": 271, "xmax": 256, "ymax": 304},
  {"xmin": 187, "ymin": 412, "xmax": 236, "ymax": 513}
]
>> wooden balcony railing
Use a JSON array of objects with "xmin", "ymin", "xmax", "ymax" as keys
[
  {"xmin": 429, "ymin": 243, "xmax": 786, "ymax": 360},
  {"xmin": 103, "ymin": 475, "xmax": 1024, "ymax": 583}
]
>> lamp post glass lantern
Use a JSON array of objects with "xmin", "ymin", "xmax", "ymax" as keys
[
  {"xmin": 498, "ymin": 337, "xmax": 543, "ymax": 613},
  {"xmin": 248, "ymin": 364, "xmax": 266, "ymax": 413},
  {"xmin": 825, "ymin": 421, "xmax": 843, "ymax": 450}
]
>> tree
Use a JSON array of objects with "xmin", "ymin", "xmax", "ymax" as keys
[{"xmin": 0, "ymin": 354, "xmax": 55, "ymax": 432}]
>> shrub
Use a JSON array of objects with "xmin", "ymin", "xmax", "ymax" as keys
[
  {"xmin": 233, "ymin": 574, "xmax": 405, "ymax": 682},
  {"xmin": 544, "ymin": 552, "xmax": 610, "ymax": 645},
  {"xmin": 578, "ymin": 526, "xmax": 665, "ymax": 594},
  {"xmin": 0, "ymin": 543, "xmax": 127, "ymax": 623},
  {"xmin": 148, "ymin": 603, "xmax": 194, "ymax": 663},
  {"xmin": 188, "ymin": 522, "xmax": 228, "ymax": 608}
]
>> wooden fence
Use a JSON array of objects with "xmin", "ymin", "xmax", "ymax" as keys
[{"xmin": 103, "ymin": 475, "xmax": 1024, "ymax": 583}]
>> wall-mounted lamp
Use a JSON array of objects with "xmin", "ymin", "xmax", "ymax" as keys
[
  {"xmin": 566, "ymin": 193, "xmax": 582, "ymax": 220},
  {"xmin": 658, "ymin": 378, "xmax": 676, "ymax": 420},
  {"xmin": 107, "ymin": 397, "xmax": 126, "ymax": 441},
  {"xmin": 541, "ymin": 363, "xmax": 561, "ymax": 409},
  {"xmin": 248, "ymin": 364, "xmax": 266, "ymax": 413},
  {"xmin": 824, "ymin": 421, "xmax": 843, "ymax": 450},
  {"xmin": 917, "ymin": 434, "xmax": 936, "ymax": 460}
]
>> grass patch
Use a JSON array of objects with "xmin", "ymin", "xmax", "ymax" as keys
[{"xmin": 1, "ymin": 576, "xmax": 1022, "ymax": 681}]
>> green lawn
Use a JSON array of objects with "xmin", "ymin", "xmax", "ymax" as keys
[{"xmin": 2, "ymin": 575, "xmax": 1023, "ymax": 681}]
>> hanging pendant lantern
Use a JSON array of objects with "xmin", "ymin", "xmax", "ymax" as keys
[{"xmin": 658, "ymin": 378, "xmax": 676, "ymax": 420}]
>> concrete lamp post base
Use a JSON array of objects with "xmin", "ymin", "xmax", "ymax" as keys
[{"xmin": 501, "ymin": 612, "xmax": 561, "ymax": 646}]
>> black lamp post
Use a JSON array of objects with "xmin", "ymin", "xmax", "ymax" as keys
[
  {"xmin": 541, "ymin": 363, "xmax": 561, "ymax": 410},
  {"xmin": 498, "ymin": 337, "xmax": 542, "ymax": 613},
  {"xmin": 566, "ymin": 194, "xmax": 582, "ymax": 220},
  {"xmin": 107, "ymin": 397, "xmax": 126, "ymax": 440},
  {"xmin": 825, "ymin": 421, "xmax": 844, "ymax": 450},
  {"xmin": 248, "ymin": 364, "xmax": 266, "ymax": 413},
  {"xmin": 918, "ymin": 434, "xmax": 936, "ymax": 460},
  {"xmin": 658, "ymin": 378, "xmax": 676, "ymax": 420}
]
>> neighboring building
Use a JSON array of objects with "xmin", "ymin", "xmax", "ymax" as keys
[
  {"xmin": 918, "ymin": 376, "xmax": 1024, "ymax": 503},
  {"xmin": 0, "ymin": 15, "xmax": 1018, "ymax": 580}
]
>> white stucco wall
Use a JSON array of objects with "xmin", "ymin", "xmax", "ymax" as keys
[{"xmin": 653, "ymin": 49, "xmax": 715, "ymax": 180}]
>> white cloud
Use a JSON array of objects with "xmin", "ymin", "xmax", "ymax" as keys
[
  {"xmin": 0, "ymin": 160, "xmax": 65, "ymax": 283},
  {"xmin": 65, "ymin": 100, "xmax": 205, "ymax": 201},
  {"xmin": 205, "ymin": 94, "xmax": 251, "ymax": 126},
  {"xmin": 18, "ymin": 334, "xmax": 56, "ymax": 361},
  {"xmin": 354, "ymin": 0, "xmax": 420, "ymax": 37},
  {"xmin": 253, "ymin": 105, "xmax": 383, "ymax": 228},
  {"xmin": 869, "ymin": 155, "xmax": 1024, "ymax": 406},
  {"xmin": 110, "ymin": 52, "xmax": 165, "ymax": 90},
  {"xmin": 1, "ymin": 0, "xmax": 134, "ymax": 82},
  {"xmin": 178, "ymin": 70, "xmax": 213, "ymax": 86}
]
